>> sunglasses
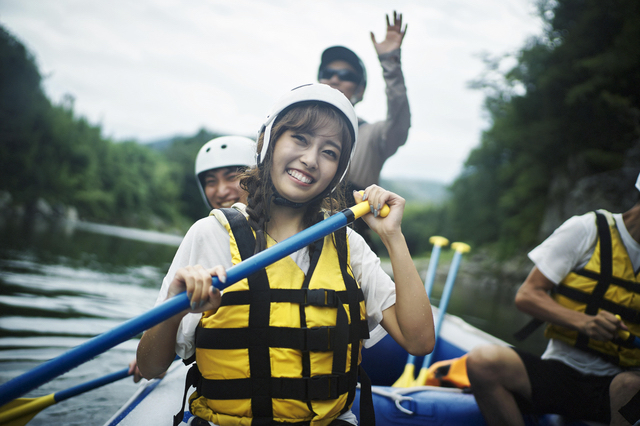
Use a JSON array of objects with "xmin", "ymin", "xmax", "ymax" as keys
[{"xmin": 319, "ymin": 68, "xmax": 361, "ymax": 84}]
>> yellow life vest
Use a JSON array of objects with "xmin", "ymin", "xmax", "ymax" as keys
[
  {"xmin": 188, "ymin": 207, "xmax": 369, "ymax": 425},
  {"xmin": 545, "ymin": 210, "xmax": 640, "ymax": 367}
]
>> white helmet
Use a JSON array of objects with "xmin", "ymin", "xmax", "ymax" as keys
[
  {"xmin": 257, "ymin": 83, "xmax": 358, "ymax": 193},
  {"xmin": 195, "ymin": 136, "xmax": 256, "ymax": 208}
]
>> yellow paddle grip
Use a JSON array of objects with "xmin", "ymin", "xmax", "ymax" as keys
[
  {"xmin": 615, "ymin": 315, "xmax": 631, "ymax": 340},
  {"xmin": 350, "ymin": 191, "xmax": 390, "ymax": 220}
]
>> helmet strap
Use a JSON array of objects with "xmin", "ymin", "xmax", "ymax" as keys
[
  {"xmin": 258, "ymin": 120, "xmax": 275, "ymax": 164},
  {"xmin": 269, "ymin": 187, "xmax": 306, "ymax": 209},
  {"xmin": 269, "ymin": 185, "xmax": 331, "ymax": 210}
]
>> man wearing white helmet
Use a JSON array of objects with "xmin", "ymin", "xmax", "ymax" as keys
[
  {"xmin": 318, "ymin": 11, "xmax": 410, "ymax": 250},
  {"xmin": 127, "ymin": 135, "xmax": 257, "ymax": 383},
  {"xmin": 195, "ymin": 136, "xmax": 256, "ymax": 210},
  {"xmin": 466, "ymin": 173, "xmax": 640, "ymax": 426}
]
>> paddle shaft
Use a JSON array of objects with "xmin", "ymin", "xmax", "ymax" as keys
[
  {"xmin": 404, "ymin": 237, "xmax": 448, "ymax": 367},
  {"xmin": 57, "ymin": 367, "xmax": 130, "ymax": 402},
  {"xmin": 420, "ymin": 246, "xmax": 467, "ymax": 370},
  {"xmin": 0, "ymin": 368, "xmax": 131, "ymax": 425},
  {"xmin": 424, "ymin": 245, "xmax": 444, "ymax": 298},
  {"xmin": 0, "ymin": 202, "xmax": 384, "ymax": 407}
]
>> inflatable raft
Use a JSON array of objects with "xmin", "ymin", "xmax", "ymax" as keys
[{"xmin": 103, "ymin": 308, "xmax": 604, "ymax": 426}]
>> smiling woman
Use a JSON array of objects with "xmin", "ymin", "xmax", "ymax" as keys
[
  {"xmin": 267, "ymin": 108, "xmax": 351, "ymax": 208},
  {"xmin": 271, "ymin": 127, "xmax": 343, "ymax": 205},
  {"xmin": 134, "ymin": 84, "xmax": 435, "ymax": 425}
]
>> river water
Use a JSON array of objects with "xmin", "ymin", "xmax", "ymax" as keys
[{"xmin": 0, "ymin": 216, "xmax": 547, "ymax": 425}]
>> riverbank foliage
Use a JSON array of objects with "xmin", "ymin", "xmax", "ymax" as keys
[
  {"xmin": 434, "ymin": 0, "xmax": 640, "ymax": 256},
  {"xmin": 1, "ymin": 0, "xmax": 639, "ymax": 255},
  {"xmin": 0, "ymin": 26, "xmax": 212, "ymax": 231}
]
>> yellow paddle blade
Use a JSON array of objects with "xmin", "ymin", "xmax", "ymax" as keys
[
  {"xmin": 411, "ymin": 367, "xmax": 429, "ymax": 387},
  {"xmin": 0, "ymin": 394, "xmax": 55, "ymax": 426},
  {"xmin": 428, "ymin": 236, "xmax": 449, "ymax": 247},
  {"xmin": 451, "ymin": 242, "xmax": 471, "ymax": 254},
  {"xmin": 391, "ymin": 363, "xmax": 415, "ymax": 388}
]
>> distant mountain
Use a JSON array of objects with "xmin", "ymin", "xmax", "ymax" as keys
[
  {"xmin": 140, "ymin": 129, "xmax": 251, "ymax": 152},
  {"xmin": 379, "ymin": 178, "xmax": 449, "ymax": 205},
  {"xmin": 141, "ymin": 135, "xmax": 188, "ymax": 151}
]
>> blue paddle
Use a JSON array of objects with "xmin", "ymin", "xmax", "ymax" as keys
[
  {"xmin": 0, "ymin": 200, "xmax": 388, "ymax": 408},
  {"xmin": 412, "ymin": 242, "xmax": 470, "ymax": 386},
  {"xmin": 0, "ymin": 367, "xmax": 131, "ymax": 425},
  {"xmin": 392, "ymin": 236, "xmax": 448, "ymax": 388},
  {"xmin": 423, "ymin": 236, "xmax": 450, "ymax": 297}
]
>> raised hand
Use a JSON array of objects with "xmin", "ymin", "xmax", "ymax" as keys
[{"xmin": 370, "ymin": 11, "xmax": 407, "ymax": 55}]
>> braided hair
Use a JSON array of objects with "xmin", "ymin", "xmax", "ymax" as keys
[{"xmin": 239, "ymin": 102, "xmax": 353, "ymax": 255}]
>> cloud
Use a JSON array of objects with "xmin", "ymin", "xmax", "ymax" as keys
[{"xmin": 0, "ymin": 0, "xmax": 542, "ymax": 183}]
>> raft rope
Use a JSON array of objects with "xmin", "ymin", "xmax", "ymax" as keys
[{"xmin": 362, "ymin": 384, "xmax": 463, "ymax": 416}]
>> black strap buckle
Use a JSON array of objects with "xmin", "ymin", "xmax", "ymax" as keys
[
  {"xmin": 307, "ymin": 374, "xmax": 340, "ymax": 400},
  {"xmin": 305, "ymin": 289, "xmax": 337, "ymax": 307},
  {"xmin": 304, "ymin": 326, "xmax": 334, "ymax": 351}
]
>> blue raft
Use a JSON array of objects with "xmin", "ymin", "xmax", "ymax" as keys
[{"xmin": 104, "ymin": 308, "xmax": 604, "ymax": 426}]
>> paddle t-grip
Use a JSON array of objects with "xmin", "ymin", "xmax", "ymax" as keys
[{"xmin": 351, "ymin": 191, "xmax": 390, "ymax": 219}]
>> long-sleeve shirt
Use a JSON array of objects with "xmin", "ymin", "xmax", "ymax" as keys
[{"xmin": 348, "ymin": 48, "xmax": 411, "ymax": 189}]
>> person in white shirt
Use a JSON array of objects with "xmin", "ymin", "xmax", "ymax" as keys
[{"xmin": 466, "ymin": 174, "xmax": 640, "ymax": 426}]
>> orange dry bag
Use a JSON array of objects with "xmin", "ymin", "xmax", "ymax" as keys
[{"xmin": 425, "ymin": 355, "xmax": 470, "ymax": 389}]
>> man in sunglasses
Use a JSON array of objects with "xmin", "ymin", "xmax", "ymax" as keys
[{"xmin": 318, "ymin": 11, "xmax": 410, "ymax": 252}]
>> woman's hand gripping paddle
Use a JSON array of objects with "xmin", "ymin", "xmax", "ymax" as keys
[
  {"xmin": 0, "ymin": 198, "xmax": 389, "ymax": 408},
  {"xmin": 412, "ymin": 242, "xmax": 470, "ymax": 387},
  {"xmin": 392, "ymin": 236, "xmax": 449, "ymax": 388}
]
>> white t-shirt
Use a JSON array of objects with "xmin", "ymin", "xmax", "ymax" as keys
[
  {"xmin": 154, "ymin": 206, "xmax": 397, "ymax": 424},
  {"xmin": 528, "ymin": 210, "xmax": 640, "ymax": 376}
]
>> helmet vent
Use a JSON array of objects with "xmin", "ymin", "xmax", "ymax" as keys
[{"xmin": 221, "ymin": 144, "xmax": 228, "ymax": 149}]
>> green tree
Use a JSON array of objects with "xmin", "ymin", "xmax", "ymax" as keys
[
  {"xmin": 158, "ymin": 129, "xmax": 226, "ymax": 222},
  {"xmin": 451, "ymin": 0, "xmax": 640, "ymax": 255},
  {"xmin": 0, "ymin": 25, "xmax": 189, "ymax": 230},
  {"xmin": 0, "ymin": 26, "xmax": 52, "ymax": 210}
]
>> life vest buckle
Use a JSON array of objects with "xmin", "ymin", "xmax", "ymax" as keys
[
  {"xmin": 303, "ymin": 326, "xmax": 335, "ymax": 351},
  {"xmin": 306, "ymin": 374, "xmax": 340, "ymax": 400},
  {"xmin": 304, "ymin": 289, "xmax": 337, "ymax": 307}
]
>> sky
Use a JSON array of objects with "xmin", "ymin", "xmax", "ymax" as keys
[{"xmin": 0, "ymin": 0, "xmax": 543, "ymax": 184}]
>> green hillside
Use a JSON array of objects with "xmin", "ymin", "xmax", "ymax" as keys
[{"xmin": 379, "ymin": 178, "xmax": 449, "ymax": 205}]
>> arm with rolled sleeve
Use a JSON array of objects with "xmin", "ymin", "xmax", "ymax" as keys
[
  {"xmin": 350, "ymin": 49, "xmax": 411, "ymax": 188},
  {"xmin": 516, "ymin": 213, "xmax": 597, "ymax": 327}
]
